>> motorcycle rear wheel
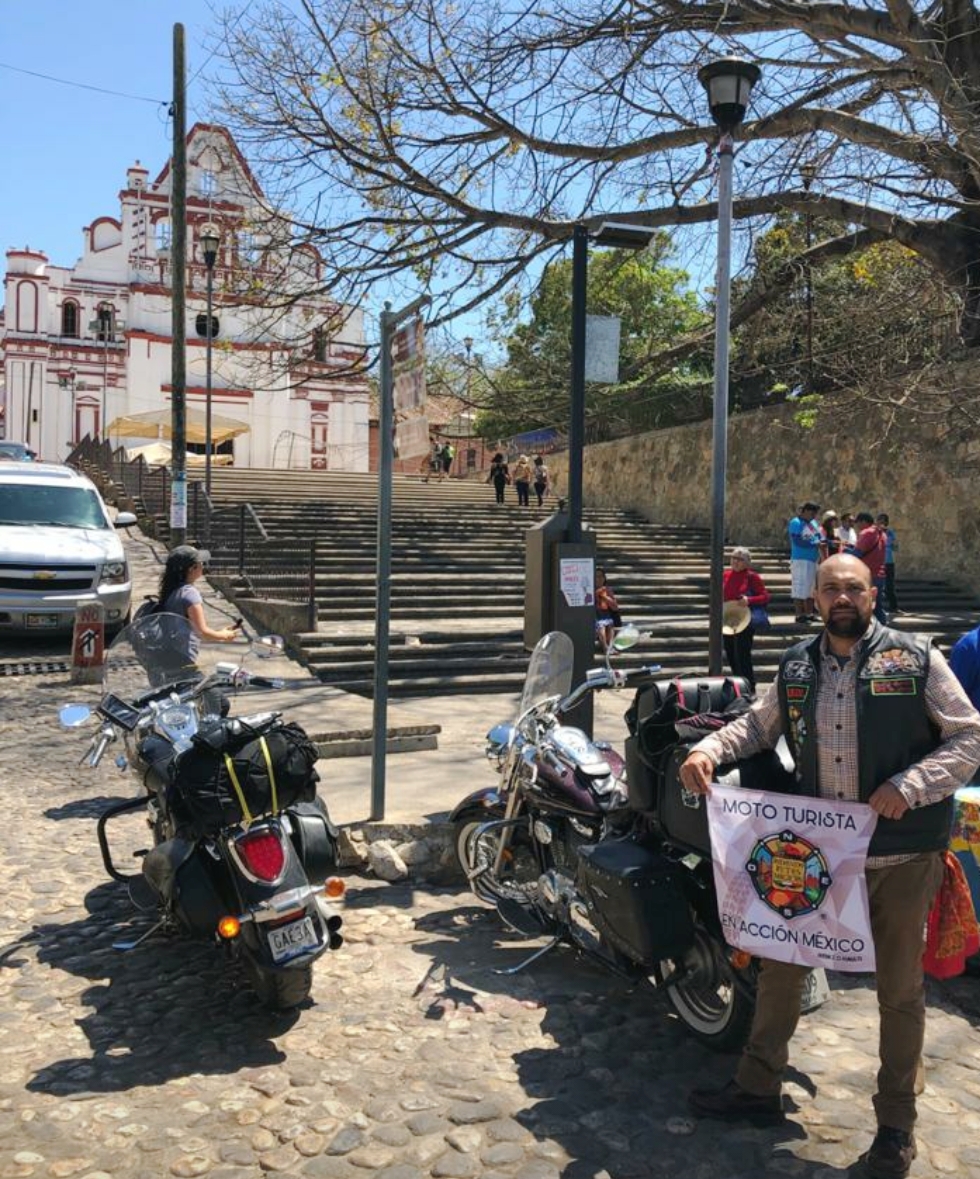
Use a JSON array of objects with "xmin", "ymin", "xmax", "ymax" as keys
[
  {"xmin": 655, "ymin": 924, "xmax": 754, "ymax": 1053},
  {"xmin": 245, "ymin": 960, "xmax": 313, "ymax": 1011}
]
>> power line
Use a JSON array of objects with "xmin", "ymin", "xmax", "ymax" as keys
[{"xmin": 0, "ymin": 60, "xmax": 167, "ymax": 106}]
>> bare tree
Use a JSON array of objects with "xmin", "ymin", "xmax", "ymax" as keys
[{"xmin": 213, "ymin": 0, "xmax": 980, "ymax": 344}]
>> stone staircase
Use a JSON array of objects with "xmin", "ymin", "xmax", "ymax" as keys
[{"xmin": 200, "ymin": 469, "xmax": 980, "ymax": 696}]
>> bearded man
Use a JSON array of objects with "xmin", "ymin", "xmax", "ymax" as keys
[{"xmin": 679, "ymin": 554, "xmax": 980, "ymax": 1179}]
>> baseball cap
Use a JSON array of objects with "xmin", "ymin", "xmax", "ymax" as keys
[
  {"xmin": 168, "ymin": 544, "xmax": 211, "ymax": 568},
  {"xmin": 801, "ymin": 500, "xmax": 820, "ymax": 512},
  {"xmin": 822, "ymin": 510, "xmax": 838, "ymax": 522}
]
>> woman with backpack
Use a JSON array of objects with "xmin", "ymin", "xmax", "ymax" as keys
[{"xmin": 155, "ymin": 545, "xmax": 241, "ymax": 660}]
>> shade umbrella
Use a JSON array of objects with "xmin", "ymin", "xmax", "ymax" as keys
[
  {"xmin": 126, "ymin": 441, "xmax": 235, "ymax": 468},
  {"xmin": 107, "ymin": 407, "xmax": 250, "ymax": 445}
]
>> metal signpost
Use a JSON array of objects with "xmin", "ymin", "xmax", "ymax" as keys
[{"xmin": 371, "ymin": 296, "xmax": 430, "ymax": 821}]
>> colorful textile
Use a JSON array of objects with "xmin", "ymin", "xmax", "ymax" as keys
[{"xmin": 923, "ymin": 850, "xmax": 980, "ymax": 978}]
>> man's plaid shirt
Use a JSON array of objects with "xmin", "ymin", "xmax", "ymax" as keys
[{"xmin": 692, "ymin": 627, "xmax": 980, "ymax": 868}]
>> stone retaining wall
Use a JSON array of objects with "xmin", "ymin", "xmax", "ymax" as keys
[{"xmin": 547, "ymin": 389, "xmax": 980, "ymax": 596}]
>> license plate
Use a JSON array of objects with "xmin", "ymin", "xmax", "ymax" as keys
[
  {"xmin": 801, "ymin": 967, "xmax": 830, "ymax": 1013},
  {"xmin": 268, "ymin": 916, "xmax": 318, "ymax": 963},
  {"xmin": 26, "ymin": 614, "xmax": 60, "ymax": 628}
]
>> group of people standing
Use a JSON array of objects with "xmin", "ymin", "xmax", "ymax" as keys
[
  {"xmin": 790, "ymin": 501, "xmax": 899, "ymax": 625},
  {"xmin": 720, "ymin": 503, "xmax": 901, "ymax": 692},
  {"xmin": 487, "ymin": 453, "xmax": 550, "ymax": 506}
]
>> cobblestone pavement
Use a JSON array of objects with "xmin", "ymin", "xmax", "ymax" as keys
[{"xmin": 3, "ymin": 669, "xmax": 980, "ymax": 1179}]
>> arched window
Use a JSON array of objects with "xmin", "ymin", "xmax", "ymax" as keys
[{"xmin": 61, "ymin": 301, "xmax": 79, "ymax": 338}]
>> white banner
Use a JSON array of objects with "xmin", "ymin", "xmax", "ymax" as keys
[
  {"xmin": 585, "ymin": 314, "xmax": 622, "ymax": 384},
  {"xmin": 393, "ymin": 317, "xmax": 427, "ymax": 412},
  {"xmin": 706, "ymin": 785, "xmax": 878, "ymax": 972},
  {"xmin": 395, "ymin": 413, "xmax": 430, "ymax": 459}
]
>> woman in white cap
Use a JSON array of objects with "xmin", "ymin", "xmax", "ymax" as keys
[{"xmin": 722, "ymin": 546, "xmax": 770, "ymax": 690}]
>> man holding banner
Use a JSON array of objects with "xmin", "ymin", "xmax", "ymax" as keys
[{"xmin": 679, "ymin": 554, "xmax": 980, "ymax": 1179}]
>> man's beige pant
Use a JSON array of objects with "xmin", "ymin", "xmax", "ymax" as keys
[{"xmin": 735, "ymin": 851, "xmax": 944, "ymax": 1133}]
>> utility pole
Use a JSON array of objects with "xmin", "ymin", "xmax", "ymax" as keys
[{"xmin": 170, "ymin": 21, "xmax": 188, "ymax": 546}]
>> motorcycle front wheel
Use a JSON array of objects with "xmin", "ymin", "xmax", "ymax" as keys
[
  {"xmin": 453, "ymin": 809, "xmax": 539, "ymax": 908},
  {"xmin": 654, "ymin": 923, "xmax": 755, "ymax": 1053},
  {"xmin": 245, "ymin": 959, "xmax": 313, "ymax": 1011}
]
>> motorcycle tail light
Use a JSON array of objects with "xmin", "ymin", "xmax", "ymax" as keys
[
  {"xmin": 729, "ymin": 949, "xmax": 753, "ymax": 971},
  {"xmin": 235, "ymin": 828, "xmax": 286, "ymax": 882},
  {"xmin": 323, "ymin": 876, "xmax": 345, "ymax": 899}
]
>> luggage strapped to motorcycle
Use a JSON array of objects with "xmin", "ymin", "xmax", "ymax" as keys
[{"xmin": 223, "ymin": 736, "xmax": 279, "ymax": 827}]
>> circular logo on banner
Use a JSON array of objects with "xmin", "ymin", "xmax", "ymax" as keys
[{"xmin": 745, "ymin": 830, "xmax": 833, "ymax": 919}]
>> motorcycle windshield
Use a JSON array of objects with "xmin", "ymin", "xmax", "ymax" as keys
[
  {"xmin": 103, "ymin": 612, "xmax": 202, "ymax": 701},
  {"xmin": 519, "ymin": 631, "xmax": 574, "ymax": 715}
]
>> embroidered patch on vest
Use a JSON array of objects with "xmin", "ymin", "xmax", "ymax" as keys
[
  {"xmin": 786, "ymin": 684, "xmax": 810, "ymax": 703},
  {"xmin": 861, "ymin": 648, "xmax": 923, "ymax": 677},
  {"xmin": 870, "ymin": 677, "xmax": 916, "ymax": 696},
  {"xmin": 784, "ymin": 660, "xmax": 816, "ymax": 682}
]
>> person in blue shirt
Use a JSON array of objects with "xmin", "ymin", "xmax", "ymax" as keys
[
  {"xmin": 788, "ymin": 500, "xmax": 822, "ymax": 623},
  {"xmin": 876, "ymin": 513, "xmax": 900, "ymax": 615},
  {"xmin": 950, "ymin": 625, "xmax": 980, "ymax": 713}
]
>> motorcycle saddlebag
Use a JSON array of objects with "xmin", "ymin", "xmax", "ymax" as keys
[
  {"xmin": 657, "ymin": 744, "xmax": 798, "ymax": 858},
  {"xmin": 285, "ymin": 800, "xmax": 339, "ymax": 886},
  {"xmin": 576, "ymin": 839, "xmax": 695, "ymax": 965}
]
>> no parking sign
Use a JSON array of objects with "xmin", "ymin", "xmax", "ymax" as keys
[{"xmin": 71, "ymin": 602, "xmax": 105, "ymax": 685}]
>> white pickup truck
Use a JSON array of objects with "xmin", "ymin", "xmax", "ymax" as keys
[{"xmin": 0, "ymin": 463, "xmax": 137, "ymax": 635}]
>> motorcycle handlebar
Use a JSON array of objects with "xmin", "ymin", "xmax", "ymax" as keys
[{"xmin": 247, "ymin": 675, "xmax": 284, "ymax": 690}]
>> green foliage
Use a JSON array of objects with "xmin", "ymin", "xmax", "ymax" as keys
[{"xmin": 477, "ymin": 235, "xmax": 708, "ymax": 439}]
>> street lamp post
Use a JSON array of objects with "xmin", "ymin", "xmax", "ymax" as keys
[
  {"xmin": 200, "ymin": 222, "xmax": 221, "ymax": 495},
  {"xmin": 697, "ymin": 56, "xmax": 762, "ymax": 676},
  {"xmin": 800, "ymin": 163, "xmax": 817, "ymax": 394},
  {"xmin": 563, "ymin": 219, "xmax": 659, "ymax": 732},
  {"xmin": 89, "ymin": 312, "xmax": 126, "ymax": 441}
]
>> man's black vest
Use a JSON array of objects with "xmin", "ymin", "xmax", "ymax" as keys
[{"xmin": 776, "ymin": 622, "xmax": 952, "ymax": 858}]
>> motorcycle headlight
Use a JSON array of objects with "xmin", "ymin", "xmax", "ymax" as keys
[
  {"xmin": 485, "ymin": 722, "xmax": 517, "ymax": 768},
  {"xmin": 100, "ymin": 559, "xmax": 129, "ymax": 585}
]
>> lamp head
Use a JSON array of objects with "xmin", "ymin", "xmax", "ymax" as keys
[
  {"xmin": 200, "ymin": 221, "xmax": 221, "ymax": 266},
  {"xmin": 697, "ymin": 57, "xmax": 761, "ymax": 132},
  {"xmin": 591, "ymin": 221, "xmax": 658, "ymax": 251}
]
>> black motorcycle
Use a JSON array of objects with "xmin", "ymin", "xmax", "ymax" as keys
[
  {"xmin": 453, "ymin": 630, "xmax": 827, "ymax": 1050},
  {"xmin": 59, "ymin": 613, "xmax": 344, "ymax": 1010}
]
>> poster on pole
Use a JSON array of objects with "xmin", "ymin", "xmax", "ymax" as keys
[
  {"xmin": 559, "ymin": 557, "xmax": 595, "ymax": 607},
  {"xmin": 393, "ymin": 316, "xmax": 427, "ymax": 412},
  {"xmin": 706, "ymin": 784, "xmax": 878, "ymax": 972},
  {"xmin": 395, "ymin": 413, "xmax": 430, "ymax": 460}
]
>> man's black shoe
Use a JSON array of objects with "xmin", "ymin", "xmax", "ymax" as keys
[
  {"xmin": 860, "ymin": 1126, "xmax": 916, "ymax": 1178},
  {"xmin": 687, "ymin": 1079, "xmax": 784, "ymax": 1127}
]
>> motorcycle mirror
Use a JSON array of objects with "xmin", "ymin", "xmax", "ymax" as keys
[
  {"xmin": 59, "ymin": 703, "xmax": 92, "ymax": 728},
  {"xmin": 612, "ymin": 624, "xmax": 641, "ymax": 652},
  {"xmin": 255, "ymin": 634, "xmax": 285, "ymax": 658}
]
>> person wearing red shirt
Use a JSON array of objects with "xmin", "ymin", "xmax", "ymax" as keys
[
  {"xmin": 851, "ymin": 512, "xmax": 888, "ymax": 623},
  {"xmin": 723, "ymin": 546, "xmax": 770, "ymax": 690}
]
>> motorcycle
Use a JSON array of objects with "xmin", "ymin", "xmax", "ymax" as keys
[
  {"xmin": 59, "ymin": 613, "xmax": 345, "ymax": 1011},
  {"xmin": 453, "ymin": 629, "xmax": 826, "ymax": 1051}
]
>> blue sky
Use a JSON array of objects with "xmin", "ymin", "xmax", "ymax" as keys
[{"xmin": 0, "ymin": 4, "xmax": 224, "ymax": 268}]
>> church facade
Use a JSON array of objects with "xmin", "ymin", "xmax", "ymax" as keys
[{"xmin": 0, "ymin": 123, "xmax": 369, "ymax": 470}]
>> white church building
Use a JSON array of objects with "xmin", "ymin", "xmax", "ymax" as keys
[{"xmin": 0, "ymin": 123, "xmax": 369, "ymax": 470}]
